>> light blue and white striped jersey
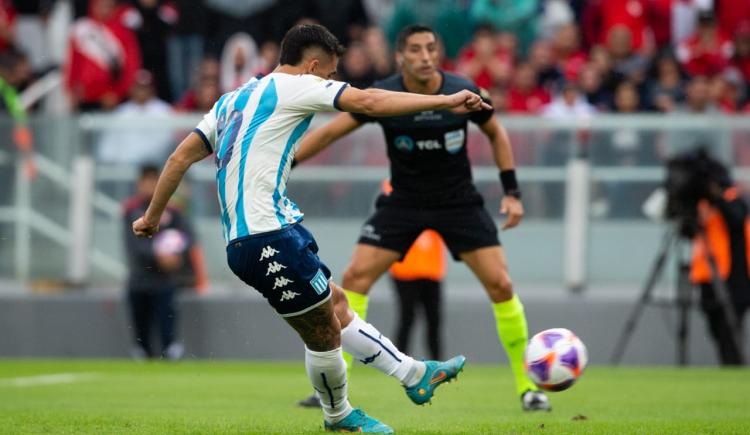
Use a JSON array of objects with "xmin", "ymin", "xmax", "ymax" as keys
[{"xmin": 194, "ymin": 73, "xmax": 349, "ymax": 244}]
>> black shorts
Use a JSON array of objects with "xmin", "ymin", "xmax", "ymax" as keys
[{"xmin": 357, "ymin": 196, "xmax": 500, "ymax": 260}]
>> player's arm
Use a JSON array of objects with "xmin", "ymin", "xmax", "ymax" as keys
[
  {"xmin": 132, "ymin": 132, "xmax": 211, "ymax": 237},
  {"xmin": 337, "ymin": 86, "xmax": 491, "ymax": 117},
  {"xmin": 295, "ymin": 113, "xmax": 363, "ymax": 164},
  {"xmin": 478, "ymin": 116, "xmax": 524, "ymax": 230}
]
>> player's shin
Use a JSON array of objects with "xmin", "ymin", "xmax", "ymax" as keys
[
  {"xmin": 342, "ymin": 289, "xmax": 369, "ymax": 371},
  {"xmin": 340, "ymin": 313, "xmax": 425, "ymax": 387},
  {"xmin": 305, "ymin": 347, "xmax": 352, "ymax": 423},
  {"xmin": 492, "ymin": 294, "xmax": 537, "ymax": 395}
]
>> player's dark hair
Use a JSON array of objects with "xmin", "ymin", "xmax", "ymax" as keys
[
  {"xmin": 395, "ymin": 24, "xmax": 437, "ymax": 52},
  {"xmin": 279, "ymin": 24, "xmax": 345, "ymax": 66},
  {"xmin": 139, "ymin": 164, "xmax": 160, "ymax": 180}
]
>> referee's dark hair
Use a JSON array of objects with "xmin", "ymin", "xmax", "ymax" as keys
[
  {"xmin": 279, "ymin": 24, "xmax": 345, "ymax": 66},
  {"xmin": 396, "ymin": 24, "xmax": 437, "ymax": 52}
]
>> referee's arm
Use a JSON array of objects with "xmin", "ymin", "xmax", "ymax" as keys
[
  {"xmin": 295, "ymin": 113, "xmax": 363, "ymax": 164},
  {"xmin": 478, "ymin": 117, "xmax": 524, "ymax": 230}
]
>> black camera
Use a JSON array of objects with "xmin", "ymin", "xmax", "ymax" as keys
[{"xmin": 664, "ymin": 148, "xmax": 731, "ymax": 238}]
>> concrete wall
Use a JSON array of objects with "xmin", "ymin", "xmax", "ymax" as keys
[{"xmin": 2, "ymin": 285, "xmax": 745, "ymax": 366}]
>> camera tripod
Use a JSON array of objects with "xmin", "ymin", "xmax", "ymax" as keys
[{"xmin": 611, "ymin": 225, "xmax": 746, "ymax": 365}]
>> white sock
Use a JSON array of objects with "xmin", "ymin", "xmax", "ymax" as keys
[
  {"xmin": 305, "ymin": 347, "xmax": 352, "ymax": 424},
  {"xmin": 341, "ymin": 313, "xmax": 425, "ymax": 387}
]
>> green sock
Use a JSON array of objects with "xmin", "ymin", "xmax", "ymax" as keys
[
  {"xmin": 343, "ymin": 290, "xmax": 370, "ymax": 375},
  {"xmin": 492, "ymin": 294, "xmax": 537, "ymax": 396}
]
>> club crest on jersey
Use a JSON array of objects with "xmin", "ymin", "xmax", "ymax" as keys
[
  {"xmin": 444, "ymin": 129, "xmax": 465, "ymax": 154},
  {"xmin": 394, "ymin": 135, "xmax": 414, "ymax": 152}
]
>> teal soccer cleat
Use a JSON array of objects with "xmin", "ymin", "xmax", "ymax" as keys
[
  {"xmin": 324, "ymin": 408, "xmax": 394, "ymax": 434},
  {"xmin": 405, "ymin": 355, "xmax": 466, "ymax": 405}
]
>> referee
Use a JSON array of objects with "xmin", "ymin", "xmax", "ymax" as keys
[{"xmin": 296, "ymin": 24, "xmax": 550, "ymax": 411}]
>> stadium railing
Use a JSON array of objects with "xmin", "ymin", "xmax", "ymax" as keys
[{"xmin": 0, "ymin": 114, "xmax": 748, "ymax": 293}]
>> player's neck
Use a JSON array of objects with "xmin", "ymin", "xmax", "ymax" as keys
[
  {"xmin": 402, "ymin": 72, "xmax": 442, "ymax": 95},
  {"xmin": 275, "ymin": 65, "xmax": 304, "ymax": 75}
]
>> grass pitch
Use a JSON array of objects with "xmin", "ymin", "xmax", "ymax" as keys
[{"xmin": 1, "ymin": 360, "xmax": 748, "ymax": 434}]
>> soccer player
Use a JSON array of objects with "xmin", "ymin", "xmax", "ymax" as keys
[
  {"xmin": 132, "ymin": 24, "xmax": 486, "ymax": 433},
  {"xmin": 295, "ymin": 24, "xmax": 551, "ymax": 412}
]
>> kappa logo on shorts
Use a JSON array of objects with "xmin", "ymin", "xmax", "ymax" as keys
[
  {"xmin": 273, "ymin": 276, "xmax": 294, "ymax": 290},
  {"xmin": 265, "ymin": 261, "xmax": 287, "ymax": 276},
  {"xmin": 280, "ymin": 290, "xmax": 301, "ymax": 301},
  {"xmin": 310, "ymin": 269, "xmax": 328, "ymax": 295},
  {"xmin": 259, "ymin": 246, "xmax": 279, "ymax": 261}
]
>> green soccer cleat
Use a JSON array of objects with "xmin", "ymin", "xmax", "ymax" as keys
[
  {"xmin": 405, "ymin": 355, "xmax": 466, "ymax": 405},
  {"xmin": 324, "ymin": 408, "xmax": 394, "ymax": 434}
]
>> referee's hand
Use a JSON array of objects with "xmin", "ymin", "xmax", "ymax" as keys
[{"xmin": 500, "ymin": 196, "xmax": 524, "ymax": 230}]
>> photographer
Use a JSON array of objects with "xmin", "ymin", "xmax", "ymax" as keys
[{"xmin": 670, "ymin": 150, "xmax": 750, "ymax": 365}]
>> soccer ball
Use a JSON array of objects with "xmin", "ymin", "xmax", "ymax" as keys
[{"xmin": 524, "ymin": 328, "xmax": 588, "ymax": 392}]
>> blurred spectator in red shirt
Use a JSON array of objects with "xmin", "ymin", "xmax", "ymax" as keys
[
  {"xmin": 65, "ymin": 0, "xmax": 142, "ymax": 111},
  {"xmin": 553, "ymin": 23, "xmax": 588, "ymax": 82},
  {"xmin": 192, "ymin": 80, "xmax": 220, "ymax": 113},
  {"xmin": 0, "ymin": 0, "xmax": 16, "ymax": 53},
  {"xmin": 508, "ymin": 63, "xmax": 550, "ymax": 114},
  {"xmin": 715, "ymin": 0, "xmax": 750, "ymax": 37},
  {"xmin": 583, "ymin": 0, "xmax": 654, "ymax": 52},
  {"xmin": 175, "ymin": 79, "xmax": 220, "ymax": 113},
  {"xmin": 456, "ymin": 25, "xmax": 515, "ymax": 89},
  {"xmin": 677, "ymin": 10, "xmax": 734, "ymax": 77},
  {"xmin": 731, "ymin": 22, "xmax": 750, "ymax": 84},
  {"xmin": 174, "ymin": 57, "xmax": 219, "ymax": 111}
]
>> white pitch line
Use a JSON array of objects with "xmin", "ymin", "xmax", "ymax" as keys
[{"xmin": 0, "ymin": 373, "xmax": 99, "ymax": 387}]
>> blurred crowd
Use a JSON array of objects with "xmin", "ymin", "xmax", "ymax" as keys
[{"xmin": 1, "ymin": 0, "xmax": 750, "ymax": 117}]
